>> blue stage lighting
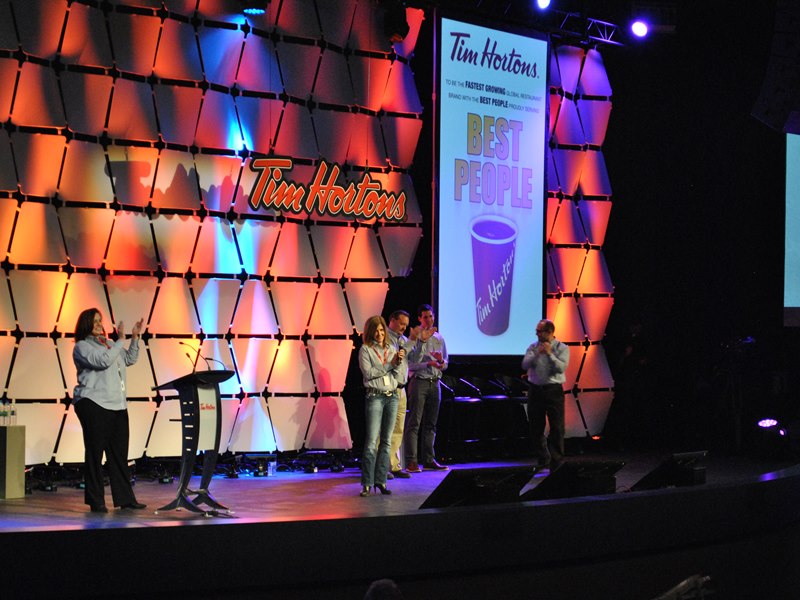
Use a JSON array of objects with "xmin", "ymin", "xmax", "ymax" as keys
[
  {"xmin": 630, "ymin": 20, "xmax": 649, "ymax": 38},
  {"xmin": 536, "ymin": 0, "xmax": 551, "ymax": 9}
]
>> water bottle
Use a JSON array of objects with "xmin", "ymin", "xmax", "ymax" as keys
[{"xmin": 9, "ymin": 399, "xmax": 16, "ymax": 426}]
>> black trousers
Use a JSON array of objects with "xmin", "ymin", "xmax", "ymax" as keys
[
  {"xmin": 74, "ymin": 399, "xmax": 137, "ymax": 508},
  {"xmin": 527, "ymin": 384, "xmax": 566, "ymax": 467}
]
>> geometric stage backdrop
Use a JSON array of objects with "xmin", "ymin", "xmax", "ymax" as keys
[{"xmin": 0, "ymin": 0, "xmax": 612, "ymax": 465}]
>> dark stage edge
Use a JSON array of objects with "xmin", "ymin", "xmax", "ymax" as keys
[{"xmin": 3, "ymin": 452, "xmax": 800, "ymax": 600}]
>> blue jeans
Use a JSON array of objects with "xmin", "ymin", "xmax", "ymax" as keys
[
  {"xmin": 403, "ymin": 378, "xmax": 442, "ymax": 465},
  {"xmin": 361, "ymin": 391, "xmax": 399, "ymax": 486}
]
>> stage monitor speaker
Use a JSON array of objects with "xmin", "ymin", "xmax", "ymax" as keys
[
  {"xmin": 519, "ymin": 461, "xmax": 625, "ymax": 501},
  {"xmin": 419, "ymin": 466, "xmax": 533, "ymax": 509},
  {"xmin": 629, "ymin": 450, "xmax": 707, "ymax": 492}
]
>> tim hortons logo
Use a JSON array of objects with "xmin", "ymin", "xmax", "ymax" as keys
[{"xmin": 248, "ymin": 158, "xmax": 407, "ymax": 221}]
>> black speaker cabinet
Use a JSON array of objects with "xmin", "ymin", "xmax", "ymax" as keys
[
  {"xmin": 419, "ymin": 466, "xmax": 534, "ymax": 509},
  {"xmin": 630, "ymin": 451, "xmax": 707, "ymax": 492},
  {"xmin": 519, "ymin": 461, "xmax": 625, "ymax": 501}
]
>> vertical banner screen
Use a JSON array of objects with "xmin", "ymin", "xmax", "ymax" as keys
[
  {"xmin": 436, "ymin": 16, "xmax": 548, "ymax": 356},
  {"xmin": 785, "ymin": 133, "xmax": 800, "ymax": 325}
]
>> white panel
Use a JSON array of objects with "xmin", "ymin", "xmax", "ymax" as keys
[
  {"xmin": 568, "ymin": 390, "xmax": 613, "ymax": 438},
  {"xmin": 231, "ymin": 338, "xmax": 278, "ymax": 395},
  {"xmin": 307, "ymin": 339, "xmax": 353, "ymax": 393},
  {"xmin": 148, "ymin": 338, "xmax": 201, "ymax": 389},
  {"xmin": 271, "ymin": 281, "xmax": 317, "ymax": 335},
  {"xmin": 197, "ymin": 338, "xmax": 239, "ymax": 396},
  {"xmin": 577, "ymin": 48, "xmax": 612, "ymax": 97},
  {"xmin": 58, "ymin": 206, "xmax": 115, "ymax": 269},
  {"xmin": 58, "ymin": 273, "xmax": 110, "ymax": 334},
  {"xmin": 193, "ymin": 278, "xmax": 240, "ymax": 335},
  {"xmin": 268, "ymin": 396, "xmax": 314, "ymax": 451},
  {"xmin": 126, "ymin": 342, "xmax": 157, "ymax": 398},
  {"xmin": 307, "ymin": 284, "xmax": 352, "ymax": 336},
  {"xmin": 106, "ymin": 275, "xmax": 158, "ymax": 330},
  {"xmin": 268, "ymin": 339, "xmax": 314, "ymax": 393},
  {"xmin": 54, "ymin": 404, "xmax": 84, "ymax": 464},
  {"xmin": 7, "ymin": 338, "xmax": 65, "ymax": 399},
  {"xmin": 344, "ymin": 227, "xmax": 388, "ymax": 278},
  {"xmin": 218, "ymin": 398, "xmax": 241, "ymax": 453},
  {"xmin": 0, "ymin": 337, "xmax": 14, "ymax": 394},
  {"xmin": 308, "ymin": 224, "xmax": 354, "ymax": 278},
  {"xmin": 152, "ymin": 150, "xmax": 201, "ymax": 210},
  {"xmin": 233, "ymin": 219, "xmax": 281, "ymax": 275},
  {"xmin": 305, "ymin": 396, "xmax": 352, "ymax": 450},
  {"xmin": 151, "ymin": 214, "xmax": 201, "ymax": 274},
  {"xmin": 106, "ymin": 145, "xmax": 159, "ymax": 207},
  {"xmin": 128, "ymin": 400, "xmax": 156, "ymax": 459},
  {"xmin": 230, "ymin": 280, "xmax": 279, "ymax": 335},
  {"xmin": 0, "ymin": 271, "xmax": 17, "ymax": 330},
  {"xmin": 192, "ymin": 217, "xmax": 241, "ymax": 274},
  {"xmin": 196, "ymin": 154, "xmax": 243, "ymax": 212},
  {"xmin": 15, "ymin": 402, "xmax": 64, "ymax": 465},
  {"xmin": 0, "ymin": 198, "xmax": 16, "ymax": 257},
  {"xmin": 197, "ymin": 26, "xmax": 244, "ymax": 87},
  {"xmin": 105, "ymin": 211, "xmax": 158, "ymax": 271},
  {"xmin": 9, "ymin": 202, "xmax": 67, "ymax": 265},
  {"xmin": 377, "ymin": 226, "xmax": 422, "ymax": 277},
  {"xmin": 344, "ymin": 282, "xmax": 389, "ymax": 333},
  {"xmin": 149, "ymin": 277, "xmax": 201, "ymax": 334},
  {"xmin": 313, "ymin": 50, "xmax": 354, "ymax": 106},
  {"xmin": 59, "ymin": 140, "xmax": 114, "ymax": 203},
  {"xmin": 56, "ymin": 338, "xmax": 78, "ymax": 398},
  {"xmin": 228, "ymin": 396, "xmax": 277, "ymax": 452},
  {"xmin": 272, "ymin": 103, "xmax": 317, "ymax": 159},
  {"xmin": 146, "ymin": 399, "xmax": 182, "ymax": 458},
  {"xmin": 554, "ymin": 45, "xmax": 584, "ymax": 96},
  {"xmin": 576, "ymin": 344, "xmax": 614, "ymax": 390},
  {"xmin": 271, "ymin": 222, "xmax": 315, "ymax": 279},
  {"xmin": 9, "ymin": 270, "xmax": 67, "ymax": 332},
  {"xmin": 13, "ymin": 132, "xmax": 65, "ymax": 198}
]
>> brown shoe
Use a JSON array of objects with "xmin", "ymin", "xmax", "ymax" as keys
[
  {"xmin": 392, "ymin": 469, "xmax": 411, "ymax": 479},
  {"xmin": 423, "ymin": 460, "xmax": 448, "ymax": 471},
  {"xmin": 405, "ymin": 462, "xmax": 422, "ymax": 473}
]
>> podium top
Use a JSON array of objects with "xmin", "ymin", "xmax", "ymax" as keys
[{"xmin": 152, "ymin": 370, "xmax": 235, "ymax": 392}]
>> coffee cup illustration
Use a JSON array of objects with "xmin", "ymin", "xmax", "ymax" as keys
[{"xmin": 470, "ymin": 214, "xmax": 517, "ymax": 336}]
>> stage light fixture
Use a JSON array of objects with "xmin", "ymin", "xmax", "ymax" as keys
[
  {"xmin": 535, "ymin": 0, "xmax": 551, "ymax": 10},
  {"xmin": 239, "ymin": 0, "xmax": 268, "ymax": 16},
  {"xmin": 631, "ymin": 20, "xmax": 649, "ymax": 38}
]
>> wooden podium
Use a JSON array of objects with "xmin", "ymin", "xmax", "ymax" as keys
[{"xmin": 153, "ymin": 370, "xmax": 234, "ymax": 515}]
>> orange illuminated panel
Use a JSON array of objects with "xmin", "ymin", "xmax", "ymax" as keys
[
  {"xmin": 106, "ymin": 145, "xmax": 159, "ymax": 207},
  {"xmin": 154, "ymin": 84, "xmax": 203, "ymax": 146},
  {"xmin": 60, "ymin": 72, "xmax": 113, "ymax": 136},
  {"xmin": 0, "ymin": 337, "xmax": 14, "ymax": 391},
  {"xmin": 198, "ymin": 339, "xmax": 239, "ymax": 395},
  {"xmin": 7, "ymin": 338, "xmax": 65, "ymax": 399},
  {"xmin": 307, "ymin": 339, "xmax": 353, "ymax": 392},
  {"xmin": 552, "ymin": 148, "xmax": 585, "ymax": 196},
  {"xmin": 274, "ymin": 0, "xmax": 321, "ymax": 37},
  {"xmin": 554, "ymin": 45, "xmax": 584, "ymax": 96},
  {"xmin": 275, "ymin": 41, "xmax": 320, "ymax": 99},
  {"xmin": 193, "ymin": 278, "xmax": 240, "ymax": 334},
  {"xmin": 271, "ymin": 281, "xmax": 317, "ymax": 334},
  {"xmin": 576, "ymin": 249, "xmax": 613, "ymax": 295},
  {"xmin": 107, "ymin": 79, "xmax": 159, "ymax": 142},
  {"xmin": 306, "ymin": 396, "xmax": 352, "ymax": 450},
  {"xmin": 195, "ymin": 90, "xmax": 240, "ymax": 149},
  {"xmin": 383, "ymin": 115, "xmax": 423, "ymax": 169},
  {"xmin": 344, "ymin": 281, "xmax": 389, "ymax": 333},
  {"xmin": 546, "ymin": 253, "xmax": 559, "ymax": 294},
  {"xmin": 9, "ymin": 202, "xmax": 67, "ymax": 265},
  {"xmin": 377, "ymin": 226, "xmax": 422, "ymax": 277},
  {"xmin": 0, "ymin": 272, "xmax": 14, "ymax": 330},
  {"xmin": 196, "ymin": 154, "xmax": 243, "ymax": 212},
  {"xmin": 54, "ymin": 404, "xmax": 83, "ymax": 463},
  {"xmin": 192, "ymin": 217, "xmax": 241, "ymax": 274},
  {"xmin": 14, "ymin": 0, "xmax": 67, "ymax": 59},
  {"xmin": 270, "ymin": 222, "xmax": 317, "ymax": 277},
  {"xmin": 0, "ymin": 194, "xmax": 15, "ymax": 246},
  {"xmin": 578, "ymin": 199, "xmax": 612, "ymax": 246},
  {"xmin": 105, "ymin": 275, "xmax": 156, "ymax": 329},
  {"xmin": 564, "ymin": 391, "xmax": 587, "ymax": 437},
  {"xmin": 230, "ymin": 280, "xmax": 279, "ymax": 335},
  {"xmin": 314, "ymin": 51, "xmax": 354, "ymax": 106},
  {"xmin": 578, "ymin": 150, "xmax": 612, "ymax": 198},
  {"xmin": 228, "ymin": 396, "xmax": 277, "ymax": 453},
  {"xmin": 574, "ymin": 390, "xmax": 613, "ymax": 438},
  {"xmin": 548, "ymin": 93, "xmax": 561, "ymax": 139},
  {"xmin": 148, "ymin": 339, "xmax": 201, "ymax": 391},
  {"xmin": 231, "ymin": 337, "xmax": 278, "ymax": 394},
  {"xmin": 383, "ymin": 62, "xmax": 423, "ymax": 114},
  {"xmin": 13, "ymin": 132, "xmax": 65, "ymax": 197},
  {"xmin": 307, "ymin": 284, "xmax": 352, "ymax": 336},
  {"xmin": 344, "ymin": 228, "xmax": 388, "ymax": 278},
  {"xmin": 577, "ymin": 49, "xmax": 612, "ymax": 97},
  {"xmin": 153, "ymin": 18, "xmax": 203, "ymax": 81},
  {"xmin": 394, "ymin": 8, "xmax": 424, "ymax": 60},
  {"xmin": 233, "ymin": 219, "xmax": 280, "ymax": 274},
  {"xmin": 60, "ymin": 2, "xmax": 113, "ymax": 67},
  {"xmin": 235, "ymin": 96, "xmax": 282, "ymax": 156},
  {"xmin": 563, "ymin": 348, "xmax": 583, "ymax": 394},
  {"xmin": 236, "ymin": 34, "xmax": 282, "ymax": 94},
  {"xmin": 548, "ymin": 247, "xmax": 584, "ymax": 295},
  {"xmin": 349, "ymin": 55, "xmax": 391, "ymax": 112},
  {"xmin": 105, "ymin": 211, "xmax": 158, "ymax": 272},
  {"xmin": 15, "ymin": 403, "xmax": 64, "ymax": 465},
  {"xmin": 58, "ymin": 273, "xmax": 110, "ymax": 333},
  {"xmin": 197, "ymin": 26, "xmax": 244, "ymax": 87},
  {"xmin": 232, "ymin": 161, "xmax": 267, "ymax": 216},
  {"xmin": 151, "ymin": 213, "xmax": 200, "ymax": 273},
  {"xmin": 577, "ymin": 296, "xmax": 614, "ymax": 342},
  {"xmin": 152, "ymin": 150, "xmax": 202, "ymax": 210},
  {"xmin": 273, "ymin": 103, "xmax": 317, "ymax": 159},
  {"xmin": 309, "ymin": 224, "xmax": 353, "ymax": 278},
  {"xmin": 348, "ymin": 113, "xmax": 387, "ymax": 166},
  {"xmin": 56, "ymin": 338, "xmax": 77, "ymax": 397},
  {"xmin": 548, "ymin": 198, "xmax": 586, "ymax": 245},
  {"xmin": 149, "ymin": 277, "xmax": 201, "ymax": 334},
  {"xmin": 107, "ymin": 12, "xmax": 160, "ymax": 76},
  {"xmin": 0, "ymin": 59, "xmax": 15, "ymax": 122},
  {"xmin": 316, "ymin": 1, "xmax": 356, "ymax": 47},
  {"xmin": 553, "ymin": 98, "xmax": 584, "ymax": 147},
  {"xmin": 314, "ymin": 110, "xmax": 354, "ymax": 164},
  {"xmin": 146, "ymin": 399, "xmax": 182, "ymax": 457},
  {"xmin": 576, "ymin": 343, "xmax": 613, "ymax": 390},
  {"xmin": 379, "ymin": 171, "xmax": 422, "ymax": 224},
  {"xmin": 269, "ymin": 339, "xmax": 315, "ymax": 393},
  {"xmin": 548, "ymin": 295, "xmax": 584, "ymax": 343},
  {"xmin": 59, "ymin": 140, "xmax": 114, "ymax": 203},
  {"xmin": 349, "ymin": 2, "xmax": 391, "ymax": 53},
  {"xmin": 269, "ymin": 396, "xmax": 315, "ymax": 451},
  {"xmin": 577, "ymin": 99, "xmax": 612, "ymax": 148}
]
